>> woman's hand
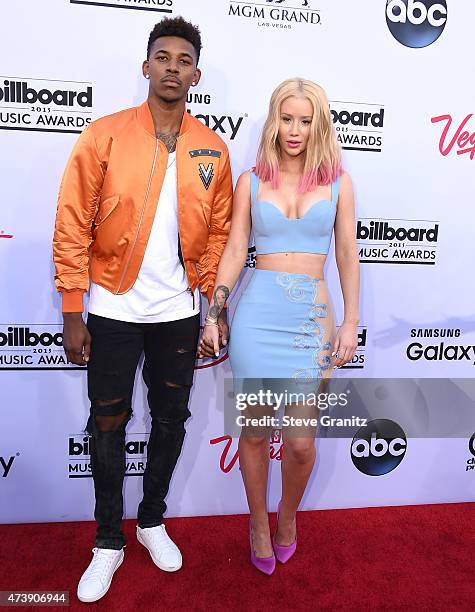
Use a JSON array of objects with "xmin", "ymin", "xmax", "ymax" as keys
[
  {"xmin": 198, "ymin": 324, "xmax": 220, "ymax": 358},
  {"xmin": 332, "ymin": 321, "xmax": 358, "ymax": 368},
  {"xmin": 217, "ymin": 311, "xmax": 229, "ymax": 348}
]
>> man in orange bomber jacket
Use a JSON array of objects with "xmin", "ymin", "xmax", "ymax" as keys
[{"xmin": 52, "ymin": 17, "xmax": 232, "ymax": 604}]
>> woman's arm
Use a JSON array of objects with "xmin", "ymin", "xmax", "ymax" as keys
[
  {"xmin": 198, "ymin": 171, "xmax": 252, "ymax": 357},
  {"xmin": 333, "ymin": 172, "xmax": 360, "ymax": 367}
]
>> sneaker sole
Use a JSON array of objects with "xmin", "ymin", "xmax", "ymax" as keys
[
  {"xmin": 136, "ymin": 530, "xmax": 182, "ymax": 572},
  {"xmin": 77, "ymin": 551, "xmax": 124, "ymax": 603}
]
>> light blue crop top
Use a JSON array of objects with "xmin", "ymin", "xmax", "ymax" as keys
[{"xmin": 250, "ymin": 171, "xmax": 340, "ymax": 255}]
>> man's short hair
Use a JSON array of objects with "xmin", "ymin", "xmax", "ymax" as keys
[{"xmin": 147, "ymin": 16, "xmax": 202, "ymax": 64}]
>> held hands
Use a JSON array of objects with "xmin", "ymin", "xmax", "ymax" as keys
[
  {"xmin": 332, "ymin": 321, "xmax": 358, "ymax": 368},
  {"xmin": 197, "ymin": 315, "xmax": 229, "ymax": 359},
  {"xmin": 198, "ymin": 284, "xmax": 230, "ymax": 358}
]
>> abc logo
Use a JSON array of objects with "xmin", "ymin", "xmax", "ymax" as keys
[
  {"xmin": 351, "ymin": 419, "xmax": 407, "ymax": 476},
  {"xmin": 386, "ymin": 0, "xmax": 447, "ymax": 48}
]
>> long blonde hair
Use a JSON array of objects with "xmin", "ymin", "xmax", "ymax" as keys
[{"xmin": 255, "ymin": 78, "xmax": 342, "ymax": 192}]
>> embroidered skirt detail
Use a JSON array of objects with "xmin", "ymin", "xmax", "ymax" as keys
[{"xmin": 229, "ymin": 269, "xmax": 336, "ymax": 394}]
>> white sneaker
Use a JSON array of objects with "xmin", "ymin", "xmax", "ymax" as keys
[
  {"xmin": 77, "ymin": 547, "xmax": 124, "ymax": 603},
  {"xmin": 137, "ymin": 524, "xmax": 182, "ymax": 572}
]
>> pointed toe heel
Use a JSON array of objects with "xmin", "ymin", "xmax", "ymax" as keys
[
  {"xmin": 272, "ymin": 536, "xmax": 297, "ymax": 564},
  {"xmin": 249, "ymin": 520, "xmax": 276, "ymax": 575},
  {"xmin": 273, "ymin": 501, "xmax": 297, "ymax": 564}
]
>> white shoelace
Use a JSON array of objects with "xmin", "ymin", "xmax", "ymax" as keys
[
  {"xmin": 146, "ymin": 526, "xmax": 178, "ymax": 555},
  {"xmin": 85, "ymin": 548, "xmax": 119, "ymax": 583}
]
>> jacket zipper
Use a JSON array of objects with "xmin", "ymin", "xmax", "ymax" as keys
[
  {"xmin": 187, "ymin": 287, "xmax": 195, "ymax": 309},
  {"xmin": 116, "ymin": 138, "xmax": 160, "ymax": 293},
  {"xmin": 174, "ymin": 134, "xmax": 195, "ymax": 311}
]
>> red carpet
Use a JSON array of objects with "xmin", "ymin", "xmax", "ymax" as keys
[{"xmin": 1, "ymin": 503, "xmax": 474, "ymax": 611}]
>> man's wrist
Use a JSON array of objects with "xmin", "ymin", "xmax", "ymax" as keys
[
  {"xmin": 63, "ymin": 312, "xmax": 84, "ymax": 324},
  {"xmin": 61, "ymin": 289, "xmax": 84, "ymax": 313}
]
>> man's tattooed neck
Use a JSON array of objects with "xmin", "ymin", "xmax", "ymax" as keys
[
  {"xmin": 208, "ymin": 285, "xmax": 230, "ymax": 322},
  {"xmin": 156, "ymin": 131, "xmax": 179, "ymax": 153}
]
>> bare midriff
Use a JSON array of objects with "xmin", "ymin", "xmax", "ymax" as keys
[{"xmin": 256, "ymin": 252, "xmax": 327, "ymax": 280}]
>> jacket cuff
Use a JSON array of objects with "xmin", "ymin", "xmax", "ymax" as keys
[{"xmin": 61, "ymin": 290, "xmax": 84, "ymax": 313}]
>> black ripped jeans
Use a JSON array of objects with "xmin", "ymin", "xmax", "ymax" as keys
[{"xmin": 85, "ymin": 312, "xmax": 200, "ymax": 550}]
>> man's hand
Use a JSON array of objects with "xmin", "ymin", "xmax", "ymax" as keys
[{"xmin": 63, "ymin": 313, "xmax": 91, "ymax": 366}]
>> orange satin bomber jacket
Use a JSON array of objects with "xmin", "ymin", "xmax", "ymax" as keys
[{"xmin": 53, "ymin": 101, "xmax": 233, "ymax": 313}]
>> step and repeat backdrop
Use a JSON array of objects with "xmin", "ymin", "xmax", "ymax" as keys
[{"xmin": 1, "ymin": 0, "xmax": 475, "ymax": 523}]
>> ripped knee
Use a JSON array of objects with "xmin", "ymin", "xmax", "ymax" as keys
[
  {"xmin": 148, "ymin": 379, "xmax": 192, "ymax": 424},
  {"xmin": 164, "ymin": 380, "xmax": 186, "ymax": 389},
  {"xmin": 87, "ymin": 397, "xmax": 132, "ymax": 433},
  {"xmin": 94, "ymin": 410, "xmax": 131, "ymax": 432},
  {"xmin": 175, "ymin": 346, "xmax": 194, "ymax": 354}
]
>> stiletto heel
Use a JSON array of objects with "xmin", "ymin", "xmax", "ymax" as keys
[
  {"xmin": 249, "ymin": 519, "xmax": 276, "ymax": 575},
  {"xmin": 272, "ymin": 501, "xmax": 297, "ymax": 563}
]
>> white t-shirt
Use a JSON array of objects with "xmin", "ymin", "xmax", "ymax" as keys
[{"xmin": 88, "ymin": 151, "xmax": 200, "ymax": 323}]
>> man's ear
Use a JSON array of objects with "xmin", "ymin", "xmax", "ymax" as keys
[
  {"xmin": 142, "ymin": 60, "xmax": 149, "ymax": 78},
  {"xmin": 193, "ymin": 68, "xmax": 202, "ymax": 86}
]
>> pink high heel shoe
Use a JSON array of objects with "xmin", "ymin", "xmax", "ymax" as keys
[
  {"xmin": 249, "ymin": 520, "xmax": 276, "ymax": 575},
  {"xmin": 272, "ymin": 501, "xmax": 297, "ymax": 563}
]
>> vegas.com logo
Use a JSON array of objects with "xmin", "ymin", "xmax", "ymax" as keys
[
  {"xmin": 351, "ymin": 419, "xmax": 407, "ymax": 476},
  {"xmin": 386, "ymin": 0, "xmax": 447, "ymax": 48}
]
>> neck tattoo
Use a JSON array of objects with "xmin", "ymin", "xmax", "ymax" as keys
[{"xmin": 156, "ymin": 131, "xmax": 179, "ymax": 153}]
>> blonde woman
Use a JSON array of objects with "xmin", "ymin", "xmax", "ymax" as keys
[{"xmin": 198, "ymin": 78, "xmax": 359, "ymax": 574}]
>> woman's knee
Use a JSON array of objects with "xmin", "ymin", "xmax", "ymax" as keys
[
  {"xmin": 284, "ymin": 438, "xmax": 315, "ymax": 463},
  {"xmin": 239, "ymin": 434, "xmax": 269, "ymax": 450}
]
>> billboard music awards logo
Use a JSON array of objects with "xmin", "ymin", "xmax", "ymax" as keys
[
  {"xmin": 245, "ymin": 245, "xmax": 257, "ymax": 269},
  {"xmin": 341, "ymin": 327, "xmax": 367, "ymax": 369},
  {"xmin": 0, "ymin": 324, "xmax": 80, "ymax": 370},
  {"xmin": 228, "ymin": 0, "xmax": 321, "ymax": 30},
  {"xmin": 68, "ymin": 433, "xmax": 148, "ymax": 478},
  {"xmin": 465, "ymin": 433, "xmax": 475, "ymax": 472},
  {"xmin": 210, "ymin": 430, "xmax": 282, "ymax": 473},
  {"xmin": 386, "ymin": 0, "xmax": 447, "ymax": 48},
  {"xmin": 69, "ymin": 0, "xmax": 173, "ymax": 12},
  {"xmin": 351, "ymin": 419, "xmax": 407, "ymax": 476},
  {"xmin": 330, "ymin": 102, "xmax": 385, "ymax": 153},
  {"xmin": 357, "ymin": 218, "xmax": 439, "ymax": 265},
  {"xmin": 431, "ymin": 114, "xmax": 475, "ymax": 161},
  {"xmin": 0, "ymin": 77, "xmax": 92, "ymax": 134},
  {"xmin": 187, "ymin": 91, "xmax": 246, "ymax": 141},
  {"xmin": 406, "ymin": 328, "xmax": 475, "ymax": 367}
]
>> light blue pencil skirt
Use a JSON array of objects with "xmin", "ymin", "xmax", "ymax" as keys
[{"xmin": 228, "ymin": 269, "xmax": 336, "ymax": 398}]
